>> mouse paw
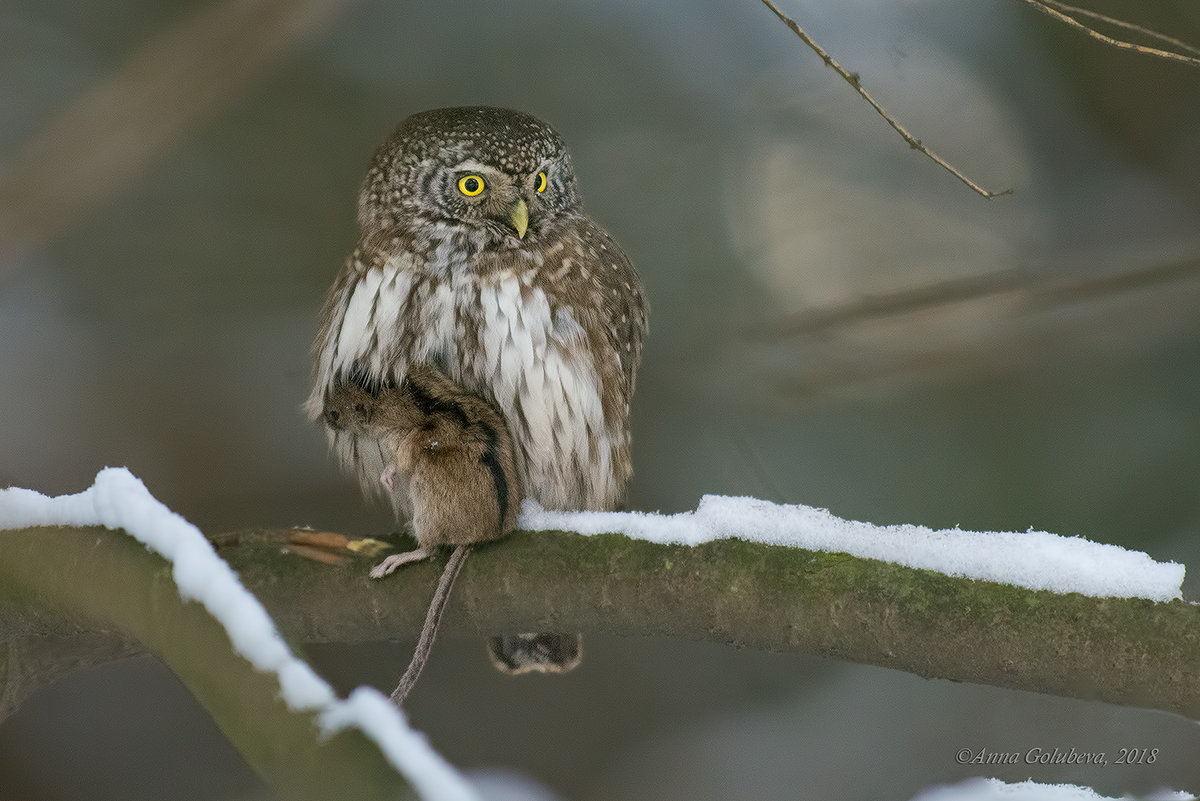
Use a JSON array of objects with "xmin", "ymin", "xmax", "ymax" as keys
[{"xmin": 369, "ymin": 547, "xmax": 431, "ymax": 579}]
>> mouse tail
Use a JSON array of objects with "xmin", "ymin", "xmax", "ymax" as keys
[{"xmin": 390, "ymin": 544, "xmax": 470, "ymax": 705}]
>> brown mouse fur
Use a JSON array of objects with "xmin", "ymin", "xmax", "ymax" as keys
[{"xmin": 324, "ymin": 362, "xmax": 521, "ymax": 702}]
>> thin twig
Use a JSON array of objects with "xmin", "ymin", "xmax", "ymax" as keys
[
  {"xmin": 769, "ymin": 250, "xmax": 1200, "ymax": 340},
  {"xmin": 758, "ymin": 0, "xmax": 1012, "ymax": 199},
  {"xmin": 1040, "ymin": 0, "xmax": 1200, "ymax": 57},
  {"xmin": 1017, "ymin": 0, "xmax": 1200, "ymax": 68}
]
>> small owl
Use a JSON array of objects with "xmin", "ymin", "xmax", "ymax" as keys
[{"xmin": 308, "ymin": 106, "xmax": 647, "ymax": 671}]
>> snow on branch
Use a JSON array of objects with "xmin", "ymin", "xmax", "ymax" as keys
[
  {"xmin": 2, "ymin": 467, "xmax": 1198, "ymax": 729},
  {"xmin": 0, "ymin": 468, "xmax": 477, "ymax": 801},
  {"xmin": 911, "ymin": 777, "xmax": 1194, "ymax": 801},
  {"xmin": 520, "ymin": 495, "xmax": 1184, "ymax": 602}
]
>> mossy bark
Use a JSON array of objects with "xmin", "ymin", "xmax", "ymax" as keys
[
  {"xmin": 219, "ymin": 527, "xmax": 1200, "ymax": 718},
  {"xmin": 2, "ymin": 523, "xmax": 1198, "ymax": 740},
  {"xmin": 0, "ymin": 525, "xmax": 415, "ymax": 801}
]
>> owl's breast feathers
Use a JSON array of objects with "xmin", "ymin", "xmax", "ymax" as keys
[{"xmin": 310, "ymin": 217, "xmax": 646, "ymax": 511}]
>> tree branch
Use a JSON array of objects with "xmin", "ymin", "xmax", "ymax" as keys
[
  {"xmin": 1016, "ymin": 0, "xmax": 1200, "ymax": 68},
  {"xmin": 0, "ymin": 633, "xmax": 141, "ymax": 724},
  {"xmin": 0, "ymin": 525, "xmax": 416, "ymax": 801},
  {"xmin": 1039, "ymin": 0, "xmax": 1200, "ymax": 57},
  {"xmin": 768, "ymin": 252, "xmax": 1200, "ymax": 340},
  {"xmin": 758, "ymin": 0, "xmax": 1012, "ymax": 199},
  {"xmin": 3, "ymin": 524, "xmax": 1198, "ymax": 724}
]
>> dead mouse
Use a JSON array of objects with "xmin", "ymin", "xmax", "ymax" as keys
[{"xmin": 325, "ymin": 362, "xmax": 519, "ymax": 702}]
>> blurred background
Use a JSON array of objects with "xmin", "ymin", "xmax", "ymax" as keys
[{"xmin": 2, "ymin": 0, "xmax": 1200, "ymax": 798}]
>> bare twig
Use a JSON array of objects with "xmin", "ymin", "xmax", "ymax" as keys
[
  {"xmin": 1040, "ymin": 0, "xmax": 1200, "ymax": 57},
  {"xmin": 770, "ymin": 251, "xmax": 1200, "ymax": 340},
  {"xmin": 1017, "ymin": 0, "xmax": 1200, "ymax": 68},
  {"xmin": 758, "ymin": 0, "xmax": 1012, "ymax": 199},
  {"xmin": 748, "ymin": 248, "xmax": 1200, "ymax": 398}
]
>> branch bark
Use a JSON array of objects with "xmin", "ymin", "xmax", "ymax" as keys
[
  {"xmin": 0, "ymin": 525, "xmax": 416, "ymax": 801},
  {"xmin": 2, "ymin": 524, "xmax": 1198, "ymax": 725}
]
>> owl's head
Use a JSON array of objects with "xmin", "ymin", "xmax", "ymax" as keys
[{"xmin": 360, "ymin": 106, "xmax": 582, "ymax": 245}]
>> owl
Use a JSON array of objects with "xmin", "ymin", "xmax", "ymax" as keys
[{"xmin": 307, "ymin": 106, "xmax": 647, "ymax": 672}]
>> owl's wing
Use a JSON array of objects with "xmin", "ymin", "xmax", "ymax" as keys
[
  {"xmin": 571, "ymin": 219, "xmax": 648, "ymax": 398},
  {"xmin": 306, "ymin": 253, "xmax": 360, "ymax": 421},
  {"xmin": 308, "ymin": 241, "xmax": 420, "ymax": 511}
]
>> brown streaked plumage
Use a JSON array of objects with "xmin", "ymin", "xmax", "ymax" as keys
[{"xmin": 309, "ymin": 106, "xmax": 647, "ymax": 673}]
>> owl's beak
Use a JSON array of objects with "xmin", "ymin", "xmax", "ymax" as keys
[{"xmin": 509, "ymin": 199, "xmax": 529, "ymax": 239}]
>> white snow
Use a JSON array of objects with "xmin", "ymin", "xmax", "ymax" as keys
[
  {"xmin": 520, "ymin": 495, "xmax": 1185, "ymax": 602},
  {"xmin": 908, "ymin": 777, "xmax": 1194, "ymax": 801},
  {"xmin": 4, "ymin": 470, "xmax": 1188, "ymax": 800},
  {"xmin": 0, "ymin": 467, "xmax": 479, "ymax": 801}
]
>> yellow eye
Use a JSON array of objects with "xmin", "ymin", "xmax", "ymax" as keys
[
  {"xmin": 457, "ymin": 175, "xmax": 485, "ymax": 196},
  {"xmin": 534, "ymin": 171, "xmax": 547, "ymax": 193}
]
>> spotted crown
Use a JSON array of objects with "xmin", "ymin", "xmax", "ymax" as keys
[{"xmin": 358, "ymin": 106, "xmax": 581, "ymax": 237}]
